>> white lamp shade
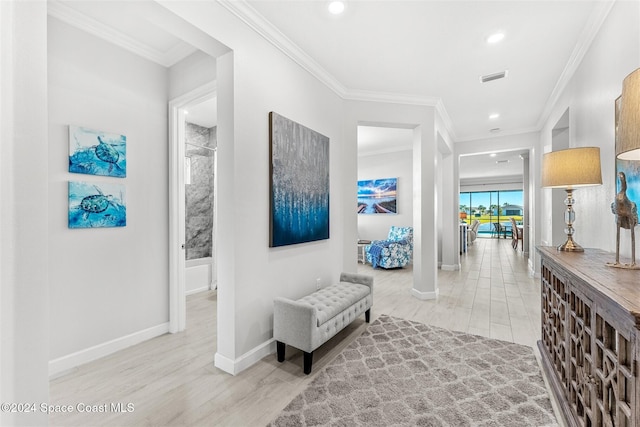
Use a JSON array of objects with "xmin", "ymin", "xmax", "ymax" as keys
[
  {"xmin": 618, "ymin": 68, "xmax": 640, "ymax": 160},
  {"xmin": 542, "ymin": 147, "xmax": 602, "ymax": 189}
]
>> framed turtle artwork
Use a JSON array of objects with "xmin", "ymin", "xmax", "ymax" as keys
[
  {"xmin": 68, "ymin": 181, "xmax": 126, "ymax": 228},
  {"xmin": 69, "ymin": 126, "xmax": 126, "ymax": 177}
]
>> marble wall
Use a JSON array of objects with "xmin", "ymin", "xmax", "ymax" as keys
[{"xmin": 185, "ymin": 122, "xmax": 216, "ymax": 260}]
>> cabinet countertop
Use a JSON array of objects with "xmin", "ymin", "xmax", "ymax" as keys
[{"xmin": 537, "ymin": 246, "xmax": 640, "ymax": 325}]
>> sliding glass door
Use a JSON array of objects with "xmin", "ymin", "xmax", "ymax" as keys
[{"xmin": 459, "ymin": 190, "xmax": 523, "ymax": 238}]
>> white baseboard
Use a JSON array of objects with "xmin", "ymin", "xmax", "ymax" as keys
[
  {"xmin": 215, "ymin": 339, "xmax": 275, "ymax": 375},
  {"xmin": 528, "ymin": 258, "xmax": 540, "ymax": 279},
  {"xmin": 410, "ymin": 288, "xmax": 439, "ymax": 300},
  {"xmin": 214, "ymin": 352, "xmax": 235, "ymax": 375},
  {"xmin": 49, "ymin": 322, "xmax": 170, "ymax": 378},
  {"xmin": 186, "ymin": 285, "xmax": 211, "ymax": 296},
  {"xmin": 441, "ymin": 264, "xmax": 460, "ymax": 271}
]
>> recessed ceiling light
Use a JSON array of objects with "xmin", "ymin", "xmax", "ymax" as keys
[
  {"xmin": 328, "ymin": 1, "xmax": 345, "ymax": 14},
  {"xmin": 489, "ymin": 113, "xmax": 500, "ymax": 120},
  {"xmin": 487, "ymin": 32, "xmax": 505, "ymax": 44},
  {"xmin": 490, "ymin": 153, "xmax": 497, "ymax": 157}
]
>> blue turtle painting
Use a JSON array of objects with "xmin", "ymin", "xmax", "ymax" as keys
[
  {"xmin": 69, "ymin": 126, "xmax": 126, "ymax": 177},
  {"xmin": 94, "ymin": 136, "xmax": 124, "ymax": 174},
  {"xmin": 69, "ymin": 181, "xmax": 126, "ymax": 228}
]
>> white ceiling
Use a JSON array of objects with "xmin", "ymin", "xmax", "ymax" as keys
[
  {"xmin": 358, "ymin": 125, "xmax": 526, "ymax": 180},
  {"xmin": 247, "ymin": 0, "xmax": 607, "ymax": 141},
  {"xmin": 358, "ymin": 126, "xmax": 413, "ymax": 157},
  {"xmin": 50, "ymin": 0, "xmax": 611, "ymax": 180},
  {"xmin": 49, "ymin": 0, "xmax": 198, "ymax": 67},
  {"xmin": 459, "ymin": 151, "xmax": 526, "ymax": 181},
  {"xmin": 186, "ymin": 98, "xmax": 218, "ymax": 129}
]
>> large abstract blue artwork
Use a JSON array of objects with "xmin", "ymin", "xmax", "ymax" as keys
[
  {"xmin": 269, "ymin": 112, "xmax": 330, "ymax": 247},
  {"xmin": 68, "ymin": 181, "xmax": 126, "ymax": 228},
  {"xmin": 69, "ymin": 126, "xmax": 126, "ymax": 177}
]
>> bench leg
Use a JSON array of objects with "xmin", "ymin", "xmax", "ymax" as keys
[
  {"xmin": 365, "ymin": 309, "xmax": 370, "ymax": 323},
  {"xmin": 276, "ymin": 341, "xmax": 285, "ymax": 363},
  {"xmin": 303, "ymin": 351, "xmax": 313, "ymax": 375}
]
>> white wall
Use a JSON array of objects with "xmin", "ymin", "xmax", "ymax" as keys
[
  {"xmin": 48, "ymin": 18, "xmax": 170, "ymax": 360},
  {"xmin": 548, "ymin": 122, "xmax": 570, "ymax": 247},
  {"xmin": 1, "ymin": 1, "xmax": 50, "ymax": 425},
  {"xmin": 460, "ymin": 176, "xmax": 523, "ymax": 193},
  {"xmin": 344, "ymin": 100, "xmax": 454, "ymax": 298},
  {"xmin": 160, "ymin": 1, "xmax": 346, "ymax": 372},
  {"xmin": 357, "ymin": 150, "xmax": 413, "ymax": 241},
  {"xmin": 7, "ymin": 0, "xmax": 633, "ymax": 402},
  {"xmin": 539, "ymin": 0, "xmax": 640, "ymax": 261},
  {"xmin": 456, "ymin": 132, "xmax": 539, "ymax": 158},
  {"xmin": 168, "ymin": 50, "xmax": 217, "ymax": 100},
  {"xmin": 437, "ymin": 150, "xmax": 443, "ymax": 265},
  {"xmin": 456, "ymin": 131, "xmax": 538, "ymax": 261}
]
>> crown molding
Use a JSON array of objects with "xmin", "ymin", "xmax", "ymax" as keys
[
  {"xmin": 343, "ymin": 89, "xmax": 440, "ymax": 106},
  {"xmin": 536, "ymin": 0, "xmax": 616, "ymax": 130},
  {"xmin": 435, "ymin": 99, "xmax": 457, "ymax": 142},
  {"xmin": 218, "ymin": 0, "xmax": 461, "ymax": 141},
  {"xmin": 47, "ymin": 0, "xmax": 195, "ymax": 67},
  {"xmin": 217, "ymin": 0, "xmax": 347, "ymax": 96}
]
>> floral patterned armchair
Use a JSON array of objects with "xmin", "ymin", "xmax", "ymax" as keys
[{"xmin": 365, "ymin": 226, "xmax": 413, "ymax": 269}]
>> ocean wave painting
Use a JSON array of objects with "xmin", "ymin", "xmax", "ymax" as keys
[
  {"xmin": 68, "ymin": 181, "xmax": 126, "ymax": 229},
  {"xmin": 69, "ymin": 126, "xmax": 126, "ymax": 177},
  {"xmin": 269, "ymin": 112, "xmax": 330, "ymax": 247}
]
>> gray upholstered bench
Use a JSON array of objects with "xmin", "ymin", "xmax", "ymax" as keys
[{"xmin": 273, "ymin": 272, "xmax": 373, "ymax": 374}]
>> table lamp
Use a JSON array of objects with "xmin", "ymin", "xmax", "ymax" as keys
[
  {"xmin": 608, "ymin": 68, "xmax": 640, "ymax": 268},
  {"xmin": 617, "ymin": 68, "xmax": 640, "ymax": 160},
  {"xmin": 542, "ymin": 147, "xmax": 602, "ymax": 251}
]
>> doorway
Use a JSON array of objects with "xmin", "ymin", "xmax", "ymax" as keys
[
  {"xmin": 356, "ymin": 125, "xmax": 413, "ymax": 242},
  {"xmin": 184, "ymin": 96, "xmax": 218, "ymax": 295},
  {"xmin": 169, "ymin": 82, "xmax": 217, "ymax": 333}
]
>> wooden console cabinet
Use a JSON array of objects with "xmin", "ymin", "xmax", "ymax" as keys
[{"xmin": 538, "ymin": 247, "xmax": 640, "ymax": 427}]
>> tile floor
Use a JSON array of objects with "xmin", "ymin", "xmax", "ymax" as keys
[{"xmin": 50, "ymin": 237, "xmax": 543, "ymax": 426}]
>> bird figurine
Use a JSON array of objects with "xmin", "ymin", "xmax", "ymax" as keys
[{"xmin": 608, "ymin": 171, "xmax": 639, "ymax": 269}]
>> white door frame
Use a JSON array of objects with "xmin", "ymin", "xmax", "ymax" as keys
[{"xmin": 168, "ymin": 81, "xmax": 217, "ymax": 333}]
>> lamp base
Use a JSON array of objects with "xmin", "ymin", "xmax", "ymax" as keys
[{"xmin": 557, "ymin": 237, "xmax": 584, "ymax": 252}]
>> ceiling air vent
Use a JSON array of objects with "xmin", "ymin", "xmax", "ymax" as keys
[
  {"xmin": 496, "ymin": 160, "xmax": 510, "ymax": 164},
  {"xmin": 481, "ymin": 70, "xmax": 508, "ymax": 83}
]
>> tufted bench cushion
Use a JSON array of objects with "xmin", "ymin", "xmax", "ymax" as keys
[
  {"xmin": 273, "ymin": 272, "xmax": 373, "ymax": 374},
  {"xmin": 298, "ymin": 282, "xmax": 370, "ymax": 327}
]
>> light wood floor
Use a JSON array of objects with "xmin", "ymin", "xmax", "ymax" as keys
[{"xmin": 49, "ymin": 237, "xmax": 540, "ymax": 426}]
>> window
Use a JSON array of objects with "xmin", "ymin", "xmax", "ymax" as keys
[{"xmin": 459, "ymin": 190, "xmax": 523, "ymax": 237}]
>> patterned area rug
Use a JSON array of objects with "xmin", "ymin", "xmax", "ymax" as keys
[{"xmin": 268, "ymin": 315, "xmax": 557, "ymax": 427}]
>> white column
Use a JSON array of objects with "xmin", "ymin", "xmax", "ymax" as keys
[
  {"xmin": 411, "ymin": 123, "xmax": 439, "ymax": 300},
  {"xmin": 213, "ymin": 51, "xmax": 237, "ymax": 374},
  {"xmin": 1, "ymin": 1, "xmax": 50, "ymax": 425},
  {"xmin": 440, "ymin": 150, "xmax": 459, "ymax": 270},
  {"xmin": 521, "ymin": 152, "xmax": 530, "ymax": 258}
]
